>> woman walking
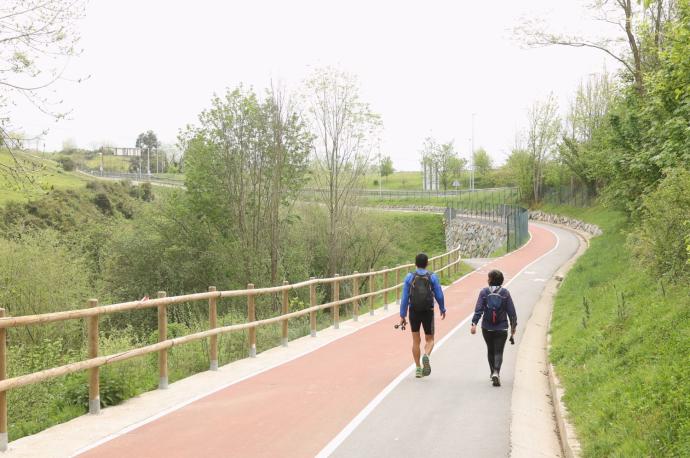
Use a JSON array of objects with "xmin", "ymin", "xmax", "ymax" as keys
[{"xmin": 470, "ymin": 269, "xmax": 517, "ymax": 386}]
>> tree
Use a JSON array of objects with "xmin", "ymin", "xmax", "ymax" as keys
[
  {"xmin": 600, "ymin": 0, "xmax": 690, "ymax": 212},
  {"xmin": 518, "ymin": 0, "xmax": 678, "ymax": 93},
  {"xmin": 135, "ymin": 131, "xmax": 160, "ymax": 175},
  {"xmin": 420, "ymin": 138, "xmax": 466, "ymax": 190},
  {"xmin": 559, "ymin": 72, "xmax": 615, "ymax": 195},
  {"xmin": 1, "ymin": 0, "xmax": 87, "ymax": 181},
  {"xmin": 181, "ymin": 86, "xmax": 312, "ymax": 284},
  {"xmin": 525, "ymin": 94, "xmax": 561, "ymax": 203},
  {"xmin": 304, "ymin": 67, "xmax": 382, "ymax": 276},
  {"xmin": 379, "ymin": 156, "xmax": 394, "ymax": 181},
  {"xmin": 504, "ymin": 149, "xmax": 533, "ymax": 202},
  {"xmin": 472, "ymin": 148, "xmax": 493, "ymax": 177}
]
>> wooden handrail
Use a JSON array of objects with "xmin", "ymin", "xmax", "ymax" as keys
[
  {"xmin": 0, "ymin": 247, "xmax": 463, "ymax": 446},
  {"xmin": 0, "ymin": 247, "xmax": 461, "ymax": 329}
]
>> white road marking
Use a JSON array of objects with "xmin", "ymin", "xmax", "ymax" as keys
[{"xmin": 317, "ymin": 225, "xmax": 562, "ymax": 457}]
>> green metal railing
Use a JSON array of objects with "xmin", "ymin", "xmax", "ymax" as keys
[{"xmin": 445, "ymin": 201, "xmax": 530, "ymax": 253}]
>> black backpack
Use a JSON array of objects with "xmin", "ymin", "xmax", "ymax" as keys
[{"xmin": 410, "ymin": 273, "xmax": 434, "ymax": 312}]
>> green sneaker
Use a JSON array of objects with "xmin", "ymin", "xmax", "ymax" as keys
[
  {"xmin": 422, "ymin": 354, "xmax": 431, "ymax": 376},
  {"xmin": 415, "ymin": 367, "xmax": 423, "ymax": 378}
]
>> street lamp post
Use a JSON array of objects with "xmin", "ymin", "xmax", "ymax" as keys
[{"xmin": 470, "ymin": 113, "xmax": 476, "ymax": 191}]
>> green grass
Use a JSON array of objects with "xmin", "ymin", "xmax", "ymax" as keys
[
  {"xmin": 0, "ymin": 150, "xmax": 89, "ymax": 205},
  {"xmin": 369, "ymin": 210, "xmax": 447, "ymax": 265},
  {"xmin": 83, "ymin": 155, "xmax": 131, "ymax": 172},
  {"xmin": 546, "ymin": 204, "xmax": 690, "ymax": 457},
  {"xmin": 361, "ymin": 187, "xmax": 519, "ymax": 208},
  {"xmin": 363, "ymin": 171, "xmax": 423, "ymax": 190}
]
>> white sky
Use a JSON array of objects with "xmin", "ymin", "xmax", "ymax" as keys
[{"xmin": 13, "ymin": 0, "xmax": 620, "ymax": 170}]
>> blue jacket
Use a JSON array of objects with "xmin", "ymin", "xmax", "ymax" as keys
[
  {"xmin": 472, "ymin": 286, "xmax": 517, "ymax": 331},
  {"xmin": 400, "ymin": 269, "xmax": 446, "ymax": 317}
]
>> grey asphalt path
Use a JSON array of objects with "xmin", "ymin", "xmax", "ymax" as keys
[{"xmin": 330, "ymin": 224, "xmax": 580, "ymax": 458}]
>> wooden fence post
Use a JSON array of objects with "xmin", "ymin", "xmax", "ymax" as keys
[
  {"xmin": 352, "ymin": 272, "xmax": 359, "ymax": 321},
  {"xmin": 383, "ymin": 267, "xmax": 389, "ymax": 311},
  {"xmin": 395, "ymin": 268, "xmax": 401, "ymax": 304},
  {"xmin": 88, "ymin": 299, "xmax": 100, "ymax": 414},
  {"xmin": 0, "ymin": 308, "xmax": 7, "ymax": 451},
  {"xmin": 157, "ymin": 291, "xmax": 168, "ymax": 389},
  {"xmin": 247, "ymin": 284, "xmax": 256, "ymax": 357},
  {"xmin": 368, "ymin": 269, "xmax": 374, "ymax": 316},
  {"xmin": 332, "ymin": 275, "xmax": 340, "ymax": 329},
  {"xmin": 208, "ymin": 286, "xmax": 218, "ymax": 370},
  {"xmin": 309, "ymin": 278, "xmax": 317, "ymax": 337},
  {"xmin": 455, "ymin": 250, "xmax": 460, "ymax": 274},
  {"xmin": 281, "ymin": 281, "xmax": 289, "ymax": 347}
]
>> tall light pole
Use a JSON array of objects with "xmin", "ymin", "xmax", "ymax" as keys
[{"xmin": 471, "ymin": 113, "xmax": 476, "ymax": 191}]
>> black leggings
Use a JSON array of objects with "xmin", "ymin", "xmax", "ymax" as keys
[{"xmin": 482, "ymin": 328, "xmax": 508, "ymax": 374}]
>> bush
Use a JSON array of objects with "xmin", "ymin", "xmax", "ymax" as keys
[
  {"xmin": 94, "ymin": 193, "xmax": 113, "ymax": 215},
  {"xmin": 0, "ymin": 231, "xmax": 90, "ymax": 345},
  {"xmin": 56, "ymin": 157, "xmax": 76, "ymax": 171},
  {"xmin": 631, "ymin": 168, "xmax": 690, "ymax": 281}
]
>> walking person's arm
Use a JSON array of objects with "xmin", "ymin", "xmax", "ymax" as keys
[
  {"xmin": 506, "ymin": 291, "xmax": 517, "ymax": 335},
  {"xmin": 470, "ymin": 289, "xmax": 486, "ymax": 335},
  {"xmin": 430, "ymin": 273, "xmax": 446, "ymax": 319},
  {"xmin": 399, "ymin": 273, "xmax": 413, "ymax": 325}
]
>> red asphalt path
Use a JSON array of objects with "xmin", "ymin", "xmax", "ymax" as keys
[{"xmin": 81, "ymin": 225, "xmax": 556, "ymax": 458}]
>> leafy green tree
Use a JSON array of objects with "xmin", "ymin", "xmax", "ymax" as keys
[
  {"xmin": 181, "ymin": 86, "xmax": 312, "ymax": 283},
  {"xmin": 379, "ymin": 156, "xmax": 394, "ymax": 181},
  {"xmin": 599, "ymin": 0, "xmax": 690, "ymax": 212},
  {"xmin": 525, "ymin": 94, "xmax": 561, "ymax": 203},
  {"xmin": 304, "ymin": 67, "xmax": 381, "ymax": 276},
  {"xmin": 504, "ymin": 149, "xmax": 533, "ymax": 202},
  {"xmin": 135, "ymin": 131, "xmax": 160, "ymax": 175},
  {"xmin": 472, "ymin": 148, "xmax": 493, "ymax": 177}
]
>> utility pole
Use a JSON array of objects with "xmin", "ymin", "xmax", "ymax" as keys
[{"xmin": 471, "ymin": 113, "xmax": 476, "ymax": 191}]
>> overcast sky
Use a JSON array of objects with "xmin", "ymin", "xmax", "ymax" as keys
[{"xmin": 13, "ymin": 0, "xmax": 620, "ymax": 170}]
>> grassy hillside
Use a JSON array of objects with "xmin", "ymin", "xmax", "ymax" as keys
[
  {"xmin": 0, "ymin": 150, "xmax": 89, "ymax": 205},
  {"xmin": 544, "ymin": 204, "xmax": 689, "ymax": 457},
  {"xmin": 363, "ymin": 171, "xmax": 423, "ymax": 189}
]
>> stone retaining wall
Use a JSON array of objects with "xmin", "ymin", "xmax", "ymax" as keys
[
  {"xmin": 445, "ymin": 217, "xmax": 506, "ymax": 258},
  {"xmin": 529, "ymin": 210, "xmax": 602, "ymax": 236}
]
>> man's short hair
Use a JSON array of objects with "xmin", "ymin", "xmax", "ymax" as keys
[
  {"xmin": 488, "ymin": 269, "xmax": 504, "ymax": 286},
  {"xmin": 415, "ymin": 253, "xmax": 429, "ymax": 268}
]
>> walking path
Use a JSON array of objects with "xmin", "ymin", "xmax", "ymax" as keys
[
  {"xmin": 6, "ymin": 223, "xmax": 580, "ymax": 457},
  {"xmin": 80, "ymin": 224, "xmax": 575, "ymax": 457}
]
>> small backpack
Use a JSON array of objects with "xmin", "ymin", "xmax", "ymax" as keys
[
  {"xmin": 486, "ymin": 286, "xmax": 504, "ymax": 324},
  {"xmin": 410, "ymin": 273, "xmax": 434, "ymax": 313}
]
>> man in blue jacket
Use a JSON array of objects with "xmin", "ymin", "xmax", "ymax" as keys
[{"xmin": 399, "ymin": 253, "xmax": 446, "ymax": 378}]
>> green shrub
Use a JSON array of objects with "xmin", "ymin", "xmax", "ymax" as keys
[
  {"xmin": 56, "ymin": 157, "xmax": 76, "ymax": 171},
  {"xmin": 93, "ymin": 193, "xmax": 113, "ymax": 215},
  {"xmin": 630, "ymin": 168, "xmax": 690, "ymax": 281}
]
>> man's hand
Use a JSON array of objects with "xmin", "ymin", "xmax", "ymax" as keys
[
  {"xmin": 440, "ymin": 311, "xmax": 446, "ymax": 320},
  {"xmin": 400, "ymin": 317, "xmax": 407, "ymax": 327},
  {"xmin": 470, "ymin": 323, "xmax": 477, "ymax": 335}
]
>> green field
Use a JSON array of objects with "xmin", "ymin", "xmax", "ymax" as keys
[
  {"xmin": 546, "ymin": 204, "xmax": 690, "ymax": 457},
  {"xmin": 363, "ymin": 171, "xmax": 423, "ymax": 189},
  {"xmin": 83, "ymin": 154, "xmax": 131, "ymax": 172},
  {"xmin": 0, "ymin": 150, "xmax": 89, "ymax": 205}
]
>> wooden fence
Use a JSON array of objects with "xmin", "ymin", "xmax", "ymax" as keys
[{"xmin": 0, "ymin": 248, "xmax": 462, "ymax": 449}]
